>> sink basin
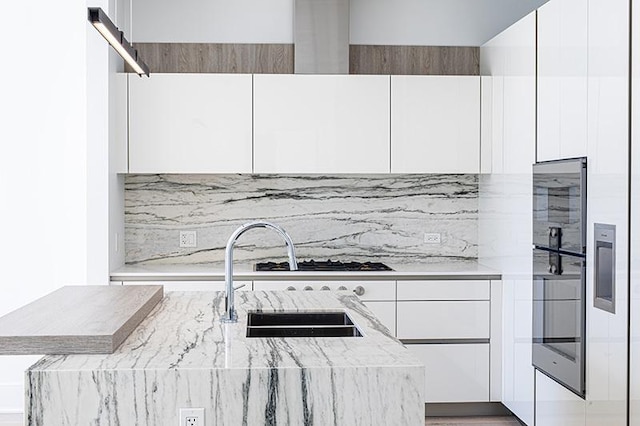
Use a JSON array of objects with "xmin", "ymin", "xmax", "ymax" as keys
[{"xmin": 246, "ymin": 311, "xmax": 363, "ymax": 338}]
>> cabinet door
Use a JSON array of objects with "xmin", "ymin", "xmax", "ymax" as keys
[
  {"xmin": 537, "ymin": 0, "xmax": 588, "ymax": 162},
  {"xmin": 405, "ymin": 343, "xmax": 490, "ymax": 403},
  {"xmin": 129, "ymin": 74, "xmax": 253, "ymax": 173},
  {"xmin": 535, "ymin": 370, "xmax": 586, "ymax": 426},
  {"xmin": 391, "ymin": 76, "xmax": 480, "ymax": 173},
  {"xmin": 253, "ymin": 75, "xmax": 390, "ymax": 173}
]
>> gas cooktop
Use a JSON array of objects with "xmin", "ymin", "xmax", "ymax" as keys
[{"xmin": 255, "ymin": 260, "xmax": 393, "ymax": 272}]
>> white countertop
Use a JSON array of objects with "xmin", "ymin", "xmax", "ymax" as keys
[
  {"xmin": 29, "ymin": 291, "xmax": 418, "ymax": 372},
  {"xmin": 27, "ymin": 291, "xmax": 425, "ymax": 425},
  {"xmin": 110, "ymin": 261, "xmax": 501, "ymax": 281}
]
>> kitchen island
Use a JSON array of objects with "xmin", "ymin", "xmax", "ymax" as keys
[{"xmin": 26, "ymin": 291, "xmax": 424, "ymax": 425}]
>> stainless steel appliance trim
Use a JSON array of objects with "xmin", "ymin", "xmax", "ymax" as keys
[
  {"xmin": 594, "ymin": 223, "xmax": 616, "ymax": 314},
  {"xmin": 400, "ymin": 338, "xmax": 490, "ymax": 345},
  {"xmin": 532, "ymin": 249, "xmax": 586, "ymax": 398},
  {"xmin": 294, "ymin": 0, "xmax": 349, "ymax": 74}
]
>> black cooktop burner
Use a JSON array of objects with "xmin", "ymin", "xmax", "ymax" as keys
[{"xmin": 255, "ymin": 260, "xmax": 393, "ymax": 272}]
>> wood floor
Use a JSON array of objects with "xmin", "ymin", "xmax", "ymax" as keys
[{"xmin": 425, "ymin": 416, "xmax": 522, "ymax": 425}]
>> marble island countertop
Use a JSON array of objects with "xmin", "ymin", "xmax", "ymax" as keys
[
  {"xmin": 27, "ymin": 291, "xmax": 425, "ymax": 425},
  {"xmin": 110, "ymin": 261, "xmax": 501, "ymax": 282}
]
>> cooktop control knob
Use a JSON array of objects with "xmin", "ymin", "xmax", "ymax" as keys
[
  {"xmin": 286, "ymin": 286, "xmax": 296, "ymax": 291},
  {"xmin": 320, "ymin": 286, "xmax": 331, "ymax": 291},
  {"xmin": 353, "ymin": 286, "xmax": 365, "ymax": 296},
  {"xmin": 303, "ymin": 285, "xmax": 313, "ymax": 291},
  {"xmin": 337, "ymin": 286, "xmax": 348, "ymax": 291}
]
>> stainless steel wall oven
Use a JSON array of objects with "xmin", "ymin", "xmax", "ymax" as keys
[{"xmin": 532, "ymin": 157, "xmax": 587, "ymax": 398}]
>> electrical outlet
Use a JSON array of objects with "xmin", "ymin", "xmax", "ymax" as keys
[
  {"xmin": 179, "ymin": 231, "xmax": 197, "ymax": 248},
  {"xmin": 179, "ymin": 408, "xmax": 204, "ymax": 426},
  {"xmin": 424, "ymin": 232, "xmax": 441, "ymax": 244}
]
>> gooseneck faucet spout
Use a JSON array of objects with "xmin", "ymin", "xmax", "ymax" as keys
[{"xmin": 222, "ymin": 221, "xmax": 298, "ymax": 323}]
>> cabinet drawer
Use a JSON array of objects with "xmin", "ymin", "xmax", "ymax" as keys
[
  {"xmin": 397, "ymin": 301, "xmax": 490, "ymax": 339},
  {"xmin": 397, "ymin": 280, "xmax": 490, "ymax": 301},
  {"xmin": 121, "ymin": 281, "xmax": 252, "ymax": 292},
  {"xmin": 252, "ymin": 281, "xmax": 395, "ymax": 301},
  {"xmin": 405, "ymin": 343, "xmax": 490, "ymax": 402}
]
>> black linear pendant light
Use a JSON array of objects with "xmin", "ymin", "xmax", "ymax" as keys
[{"xmin": 88, "ymin": 7, "xmax": 149, "ymax": 77}]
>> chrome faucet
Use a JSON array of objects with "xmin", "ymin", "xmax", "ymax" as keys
[{"xmin": 222, "ymin": 221, "xmax": 298, "ymax": 323}]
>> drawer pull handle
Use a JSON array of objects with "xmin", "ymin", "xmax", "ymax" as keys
[
  {"xmin": 286, "ymin": 286, "xmax": 296, "ymax": 291},
  {"xmin": 320, "ymin": 286, "xmax": 331, "ymax": 291},
  {"xmin": 303, "ymin": 285, "xmax": 313, "ymax": 291}
]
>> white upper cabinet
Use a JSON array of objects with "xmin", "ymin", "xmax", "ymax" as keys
[
  {"xmin": 537, "ymin": 0, "xmax": 588, "ymax": 162},
  {"xmin": 253, "ymin": 75, "xmax": 390, "ymax": 173},
  {"xmin": 128, "ymin": 73, "xmax": 253, "ymax": 173},
  {"xmin": 391, "ymin": 76, "xmax": 480, "ymax": 173}
]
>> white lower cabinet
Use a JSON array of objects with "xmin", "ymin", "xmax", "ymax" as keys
[
  {"xmin": 397, "ymin": 279, "xmax": 493, "ymax": 403},
  {"xmin": 252, "ymin": 280, "xmax": 397, "ymax": 335},
  {"xmin": 405, "ymin": 343, "xmax": 490, "ymax": 403},
  {"xmin": 360, "ymin": 301, "xmax": 396, "ymax": 336},
  {"xmin": 535, "ymin": 370, "xmax": 586, "ymax": 426},
  {"xmin": 396, "ymin": 301, "xmax": 490, "ymax": 339}
]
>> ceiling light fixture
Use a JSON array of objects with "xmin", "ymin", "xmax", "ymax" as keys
[{"xmin": 88, "ymin": 7, "xmax": 149, "ymax": 77}]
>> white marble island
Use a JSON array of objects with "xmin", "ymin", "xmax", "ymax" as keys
[{"xmin": 26, "ymin": 291, "xmax": 424, "ymax": 425}]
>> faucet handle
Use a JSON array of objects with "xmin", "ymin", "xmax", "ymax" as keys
[{"xmin": 233, "ymin": 283, "xmax": 247, "ymax": 291}]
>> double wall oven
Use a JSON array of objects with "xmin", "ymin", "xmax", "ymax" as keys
[{"xmin": 532, "ymin": 157, "xmax": 587, "ymax": 398}]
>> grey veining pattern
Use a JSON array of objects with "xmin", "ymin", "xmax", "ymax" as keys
[
  {"xmin": 27, "ymin": 291, "xmax": 424, "ymax": 425},
  {"xmin": 125, "ymin": 174, "xmax": 478, "ymax": 266}
]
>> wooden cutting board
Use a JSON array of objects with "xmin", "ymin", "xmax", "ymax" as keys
[{"xmin": 0, "ymin": 285, "xmax": 163, "ymax": 355}]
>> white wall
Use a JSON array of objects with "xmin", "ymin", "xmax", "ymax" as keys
[
  {"xmin": 350, "ymin": 0, "xmax": 547, "ymax": 46},
  {"xmin": 131, "ymin": 0, "xmax": 548, "ymax": 46},
  {"xmin": 0, "ymin": 0, "xmax": 118, "ymax": 414},
  {"xmin": 132, "ymin": 0, "xmax": 294, "ymax": 43},
  {"xmin": 479, "ymin": 11, "xmax": 536, "ymax": 426}
]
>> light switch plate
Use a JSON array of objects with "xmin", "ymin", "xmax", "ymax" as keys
[{"xmin": 424, "ymin": 232, "xmax": 441, "ymax": 244}]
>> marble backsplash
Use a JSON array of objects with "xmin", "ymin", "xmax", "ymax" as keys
[{"xmin": 125, "ymin": 174, "xmax": 478, "ymax": 266}]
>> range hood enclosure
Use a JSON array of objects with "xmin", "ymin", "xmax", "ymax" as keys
[{"xmin": 294, "ymin": 0, "xmax": 349, "ymax": 74}]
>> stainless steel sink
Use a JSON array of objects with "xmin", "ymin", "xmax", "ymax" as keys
[{"xmin": 246, "ymin": 311, "xmax": 363, "ymax": 338}]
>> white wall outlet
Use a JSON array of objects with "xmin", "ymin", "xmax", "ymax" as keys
[
  {"xmin": 179, "ymin": 231, "xmax": 197, "ymax": 248},
  {"xmin": 179, "ymin": 408, "xmax": 204, "ymax": 426},
  {"xmin": 424, "ymin": 232, "xmax": 442, "ymax": 244}
]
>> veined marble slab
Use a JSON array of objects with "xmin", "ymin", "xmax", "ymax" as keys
[
  {"xmin": 124, "ymin": 174, "xmax": 478, "ymax": 266},
  {"xmin": 27, "ymin": 291, "xmax": 424, "ymax": 425}
]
